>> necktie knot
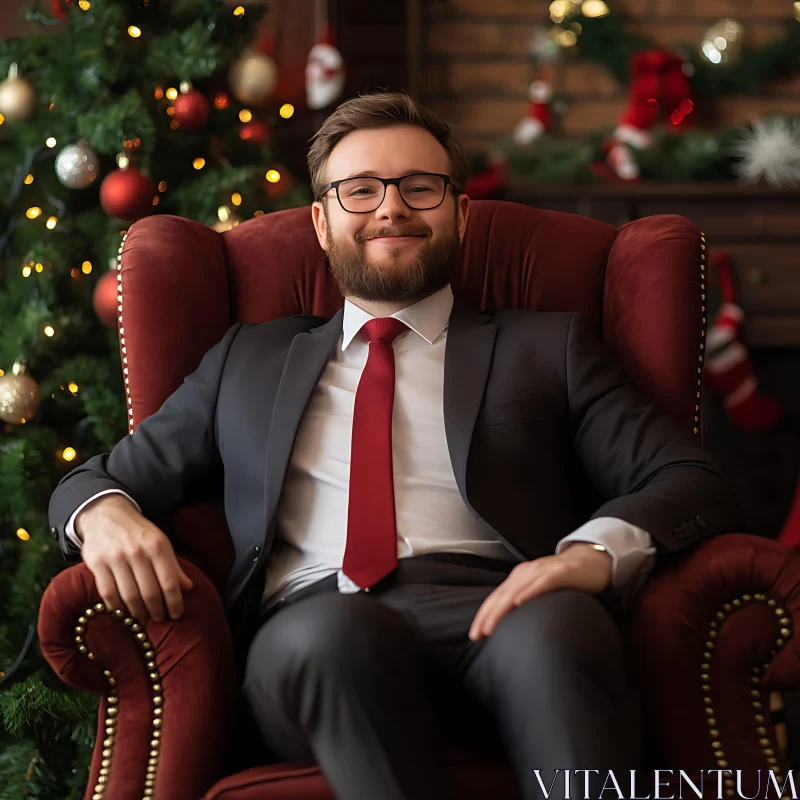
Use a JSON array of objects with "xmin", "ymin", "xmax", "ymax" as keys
[{"xmin": 360, "ymin": 317, "xmax": 408, "ymax": 346}]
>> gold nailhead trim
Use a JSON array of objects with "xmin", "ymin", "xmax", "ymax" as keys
[
  {"xmin": 116, "ymin": 230, "xmax": 136, "ymax": 435},
  {"xmin": 703, "ymin": 593, "xmax": 792, "ymax": 776},
  {"xmin": 73, "ymin": 601, "xmax": 165, "ymax": 799},
  {"xmin": 694, "ymin": 232, "xmax": 706, "ymax": 440}
]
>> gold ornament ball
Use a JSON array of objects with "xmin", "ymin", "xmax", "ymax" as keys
[
  {"xmin": 0, "ymin": 371, "xmax": 41, "ymax": 423},
  {"xmin": 0, "ymin": 73, "xmax": 36, "ymax": 123},
  {"xmin": 228, "ymin": 51, "xmax": 278, "ymax": 107}
]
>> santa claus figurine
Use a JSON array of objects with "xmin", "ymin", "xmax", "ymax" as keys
[{"xmin": 305, "ymin": 27, "xmax": 345, "ymax": 111}]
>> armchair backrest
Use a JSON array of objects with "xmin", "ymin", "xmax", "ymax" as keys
[{"xmin": 118, "ymin": 200, "xmax": 706, "ymax": 590}]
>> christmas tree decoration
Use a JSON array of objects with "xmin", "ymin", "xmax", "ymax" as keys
[
  {"xmin": 54, "ymin": 140, "xmax": 100, "ymax": 188},
  {"xmin": 239, "ymin": 119, "xmax": 270, "ymax": 144},
  {"xmin": 92, "ymin": 268, "xmax": 119, "ymax": 328},
  {"xmin": 99, "ymin": 162, "xmax": 156, "ymax": 220},
  {"xmin": 700, "ymin": 18, "xmax": 744, "ymax": 66},
  {"xmin": 0, "ymin": 361, "xmax": 41, "ymax": 424},
  {"xmin": 49, "ymin": 0, "xmax": 72, "ymax": 19},
  {"xmin": 730, "ymin": 117, "xmax": 800, "ymax": 187},
  {"xmin": 172, "ymin": 83, "xmax": 210, "ymax": 131},
  {"xmin": 513, "ymin": 75, "xmax": 553, "ymax": 147},
  {"xmin": 305, "ymin": 17, "xmax": 346, "ymax": 111},
  {"xmin": 212, "ymin": 204, "xmax": 241, "ymax": 232},
  {"xmin": 0, "ymin": 63, "xmax": 36, "ymax": 124},
  {"xmin": 228, "ymin": 49, "xmax": 278, "ymax": 107},
  {"xmin": 704, "ymin": 252, "xmax": 782, "ymax": 431}
]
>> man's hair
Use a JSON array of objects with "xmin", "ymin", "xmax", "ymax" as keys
[{"xmin": 306, "ymin": 91, "xmax": 469, "ymax": 202}]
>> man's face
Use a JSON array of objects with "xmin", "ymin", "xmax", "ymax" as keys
[{"xmin": 311, "ymin": 124, "xmax": 470, "ymax": 304}]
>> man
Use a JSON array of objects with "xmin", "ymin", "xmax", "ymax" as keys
[{"xmin": 49, "ymin": 91, "xmax": 743, "ymax": 800}]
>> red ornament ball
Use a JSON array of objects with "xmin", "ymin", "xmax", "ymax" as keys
[
  {"xmin": 173, "ymin": 90, "xmax": 210, "ymax": 130},
  {"xmin": 99, "ymin": 167, "xmax": 155, "ymax": 221},
  {"xmin": 239, "ymin": 120, "xmax": 270, "ymax": 145},
  {"xmin": 93, "ymin": 270, "xmax": 119, "ymax": 328},
  {"xmin": 50, "ymin": 0, "xmax": 72, "ymax": 19}
]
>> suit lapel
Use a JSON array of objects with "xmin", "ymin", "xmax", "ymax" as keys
[{"xmin": 262, "ymin": 295, "xmax": 497, "ymax": 535}]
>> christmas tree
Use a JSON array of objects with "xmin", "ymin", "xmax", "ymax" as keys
[{"xmin": 0, "ymin": 1, "xmax": 308, "ymax": 796}]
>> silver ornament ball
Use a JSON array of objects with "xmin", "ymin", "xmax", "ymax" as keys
[{"xmin": 56, "ymin": 141, "xmax": 100, "ymax": 189}]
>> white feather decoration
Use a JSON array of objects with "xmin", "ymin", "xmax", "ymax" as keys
[{"xmin": 730, "ymin": 117, "xmax": 800, "ymax": 186}]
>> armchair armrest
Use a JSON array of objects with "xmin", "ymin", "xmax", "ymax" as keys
[
  {"xmin": 38, "ymin": 557, "xmax": 238, "ymax": 800},
  {"xmin": 628, "ymin": 533, "xmax": 800, "ymax": 794}
]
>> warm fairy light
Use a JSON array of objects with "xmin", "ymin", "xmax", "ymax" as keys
[
  {"xmin": 266, "ymin": 169, "xmax": 281, "ymax": 183},
  {"xmin": 62, "ymin": 446, "xmax": 77, "ymax": 461},
  {"xmin": 0, "ymin": 114, "xmax": 5, "ymax": 126},
  {"xmin": 233, "ymin": 5, "xmax": 245, "ymax": 15},
  {"xmin": 158, "ymin": 181, "xmax": 167, "ymax": 192},
  {"xmin": 218, "ymin": 205, "xmax": 231, "ymax": 222},
  {"xmin": 166, "ymin": 106, "xmax": 176, "ymax": 117},
  {"xmin": 35, "ymin": 262, "xmax": 43, "ymax": 272},
  {"xmin": 152, "ymin": 195, "xmax": 160, "ymax": 206},
  {"xmin": 166, "ymin": 87, "xmax": 178, "ymax": 101},
  {"xmin": 154, "ymin": 87, "xmax": 164, "ymax": 99},
  {"xmin": 169, "ymin": 119, "xmax": 180, "ymax": 130},
  {"xmin": 582, "ymin": 0, "xmax": 609, "ymax": 17},
  {"xmin": 0, "ymin": 368, "xmax": 4, "ymax": 376},
  {"xmin": 82, "ymin": 260, "xmax": 92, "ymax": 273},
  {"xmin": 44, "ymin": 325, "xmax": 55, "ymax": 337},
  {"xmin": 24, "ymin": 174, "xmax": 33, "ymax": 184},
  {"xmin": 79, "ymin": 0, "xmax": 91, "ymax": 9},
  {"xmin": 128, "ymin": 26, "xmax": 142, "ymax": 38},
  {"xmin": 239, "ymin": 109, "xmax": 252, "ymax": 123},
  {"xmin": 46, "ymin": 137, "xmax": 57, "ymax": 148},
  {"xmin": 795, "ymin": 1, "xmax": 800, "ymax": 21},
  {"xmin": 556, "ymin": 29, "xmax": 578, "ymax": 46},
  {"xmin": 279, "ymin": 104, "xmax": 294, "ymax": 119},
  {"xmin": 213, "ymin": 93, "xmax": 230, "ymax": 109},
  {"xmin": 253, "ymin": 210, "xmax": 264, "ymax": 216},
  {"xmin": 193, "ymin": 158, "xmax": 206, "ymax": 170},
  {"xmin": 46, "ymin": 216, "xmax": 58, "ymax": 229},
  {"xmin": 26, "ymin": 207, "xmax": 42, "ymax": 218},
  {"xmin": 22, "ymin": 265, "xmax": 32, "ymax": 277},
  {"xmin": 17, "ymin": 529, "xmax": 30, "ymax": 541},
  {"xmin": 118, "ymin": 155, "xmax": 130, "ymax": 169},
  {"xmin": 231, "ymin": 192, "xmax": 242, "ymax": 205},
  {"xmin": 549, "ymin": 0, "xmax": 569, "ymax": 22},
  {"xmin": 68, "ymin": 382, "xmax": 79, "ymax": 394}
]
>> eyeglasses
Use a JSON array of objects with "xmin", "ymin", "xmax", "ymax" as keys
[{"xmin": 318, "ymin": 173, "xmax": 461, "ymax": 213}]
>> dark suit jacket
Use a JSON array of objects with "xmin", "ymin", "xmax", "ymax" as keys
[{"xmin": 49, "ymin": 295, "xmax": 744, "ymax": 621}]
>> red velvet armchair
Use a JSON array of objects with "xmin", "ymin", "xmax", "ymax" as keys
[{"xmin": 38, "ymin": 201, "xmax": 800, "ymax": 800}]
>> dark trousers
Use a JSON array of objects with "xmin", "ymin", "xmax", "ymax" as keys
[{"xmin": 240, "ymin": 553, "xmax": 641, "ymax": 800}]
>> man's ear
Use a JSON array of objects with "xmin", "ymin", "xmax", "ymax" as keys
[
  {"xmin": 311, "ymin": 201, "xmax": 329, "ymax": 252},
  {"xmin": 457, "ymin": 193, "xmax": 470, "ymax": 243}
]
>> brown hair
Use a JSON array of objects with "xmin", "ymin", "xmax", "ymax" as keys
[{"xmin": 306, "ymin": 91, "xmax": 469, "ymax": 202}]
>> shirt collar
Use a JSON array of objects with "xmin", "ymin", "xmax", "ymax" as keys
[{"xmin": 342, "ymin": 282, "xmax": 454, "ymax": 350}]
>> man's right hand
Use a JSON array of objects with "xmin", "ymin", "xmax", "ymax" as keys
[{"xmin": 76, "ymin": 494, "xmax": 194, "ymax": 623}]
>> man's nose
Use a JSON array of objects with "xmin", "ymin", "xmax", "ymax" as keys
[{"xmin": 375, "ymin": 184, "xmax": 409, "ymax": 221}]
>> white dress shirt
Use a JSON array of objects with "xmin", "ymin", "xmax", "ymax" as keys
[{"xmin": 65, "ymin": 284, "xmax": 656, "ymax": 611}]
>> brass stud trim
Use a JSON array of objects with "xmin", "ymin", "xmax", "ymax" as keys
[
  {"xmin": 73, "ymin": 600, "xmax": 164, "ymax": 799},
  {"xmin": 702, "ymin": 593, "xmax": 792, "ymax": 776}
]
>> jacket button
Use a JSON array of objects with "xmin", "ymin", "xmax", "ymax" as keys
[{"xmin": 252, "ymin": 546, "xmax": 260, "ymax": 562}]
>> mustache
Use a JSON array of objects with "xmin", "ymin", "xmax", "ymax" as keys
[{"xmin": 356, "ymin": 226, "xmax": 428, "ymax": 242}]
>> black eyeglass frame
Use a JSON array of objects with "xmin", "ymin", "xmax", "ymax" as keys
[{"xmin": 317, "ymin": 173, "xmax": 463, "ymax": 213}]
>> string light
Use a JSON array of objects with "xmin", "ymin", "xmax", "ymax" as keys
[
  {"xmin": 266, "ymin": 169, "xmax": 281, "ymax": 183},
  {"xmin": 45, "ymin": 137, "xmax": 57, "ymax": 148},
  {"xmin": 78, "ymin": 0, "xmax": 91, "ymax": 9},
  {"xmin": 68, "ymin": 382, "xmax": 79, "ymax": 394},
  {"xmin": 26, "ymin": 207, "xmax": 42, "ymax": 219},
  {"xmin": 193, "ymin": 158, "xmax": 205, "ymax": 170},
  {"xmin": 166, "ymin": 87, "xmax": 178, "ymax": 100},
  {"xmin": 582, "ymin": 0, "xmax": 609, "ymax": 17},
  {"xmin": 118, "ymin": 155, "xmax": 130, "ymax": 169},
  {"xmin": 17, "ymin": 529, "xmax": 30, "ymax": 541},
  {"xmin": 35, "ymin": 262, "xmax": 43, "ymax": 272},
  {"xmin": 231, "ymin": 192, "xmax": 242, "ymax": 205},
  {"xmin": 239, "ymin": 109, "xmax": 252, "ymax": 123},
  {"xmin": 128, "ymin": 26, "xmax": 142, "ymax": 38},
  {"xmin": 44, "ymin": 325, "xmax": 55, "ymax": 337},
  {"xmin": 279, "ymin": 104, "xmax": 295, "ymax": 119},
  {"xmin": 157, "ymin": 181, "xmax": 167, "ymax": 192},
  {"xmin": 62, "ymin": 447, "xmax": 77, "ymax": 461},
  {"xmin": 24, "ymin": 174, "xmax": 33, "ymax": 184},
  {"xmin": 46, "ymin": 216, "xmax": 58, "ymax": 229},
  {"xmin": 81, "ymin": 260, "xmax": 92, "ymax": 274},
  {"xmin": 0, "ymin": 114, "xmax": 5, "ymax": 126},
  {"xmin": 22, "ymin": 265, "xmax": 32, "ymax": 277},
  {"xmin": 154, "ymin": 87, "xmax": 164, "ymax": 100},
  {"xmin": 233, "ymin": 5, "xmax": 245, "ymax": 15}
]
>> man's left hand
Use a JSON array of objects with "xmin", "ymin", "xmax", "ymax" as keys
[{"xmin": 467, "ymin": 543, "xmax": 613, "ymax": 642}]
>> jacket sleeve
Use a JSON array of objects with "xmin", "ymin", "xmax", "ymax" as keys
[
  {"xmin": 564, "ymin": 312, "xmax": 745, "ymax": 555},
  {"xmin": 49, "ymin": 323, "xmax": 244, "ymax": 562}
]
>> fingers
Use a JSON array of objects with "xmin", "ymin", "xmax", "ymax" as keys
[
  {"xmin": 151, "ymin": 551, "xmax": 190, "ymax": 621},
  {"xmin": 468, "ymin": 581, "xmax": 519, "ymax": 642}
]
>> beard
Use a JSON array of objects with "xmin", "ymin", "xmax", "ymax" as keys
[{"xmin": 325, "ymin": 207, "xmax": 461, "ymax": 304}]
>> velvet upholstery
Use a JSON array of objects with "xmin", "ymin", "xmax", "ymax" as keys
[{"xmin": 38, "ymin": 201, "xmax": 800, "ymax": 799}]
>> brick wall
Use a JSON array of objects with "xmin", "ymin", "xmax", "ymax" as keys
[{"xmin": 420, "ymin": 0, "xmax": 800, "ymax": 155}]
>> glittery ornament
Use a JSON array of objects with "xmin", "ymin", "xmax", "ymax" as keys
[
  {"xmin": 0, "ymin": 63, "xmax": 36, "ymax": 124},
  {"xmin": 0, "ymin": 362, "xmax": 41, "ymax": 424},
  {"xmin": 173, "ymin": 89, "xmax": 210, "ymax": 130},
  {"xmin": 228, "ymin": 50, "xmax": 278, "ymax": 106},
  {"xmin": 55, "ymin": 140, "xmax": 100, "ymax": 188}
]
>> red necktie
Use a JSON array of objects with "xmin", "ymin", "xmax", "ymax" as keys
[{"xmin": 342, "ymin": 317, "xmax": 409, "ymax": 591}]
